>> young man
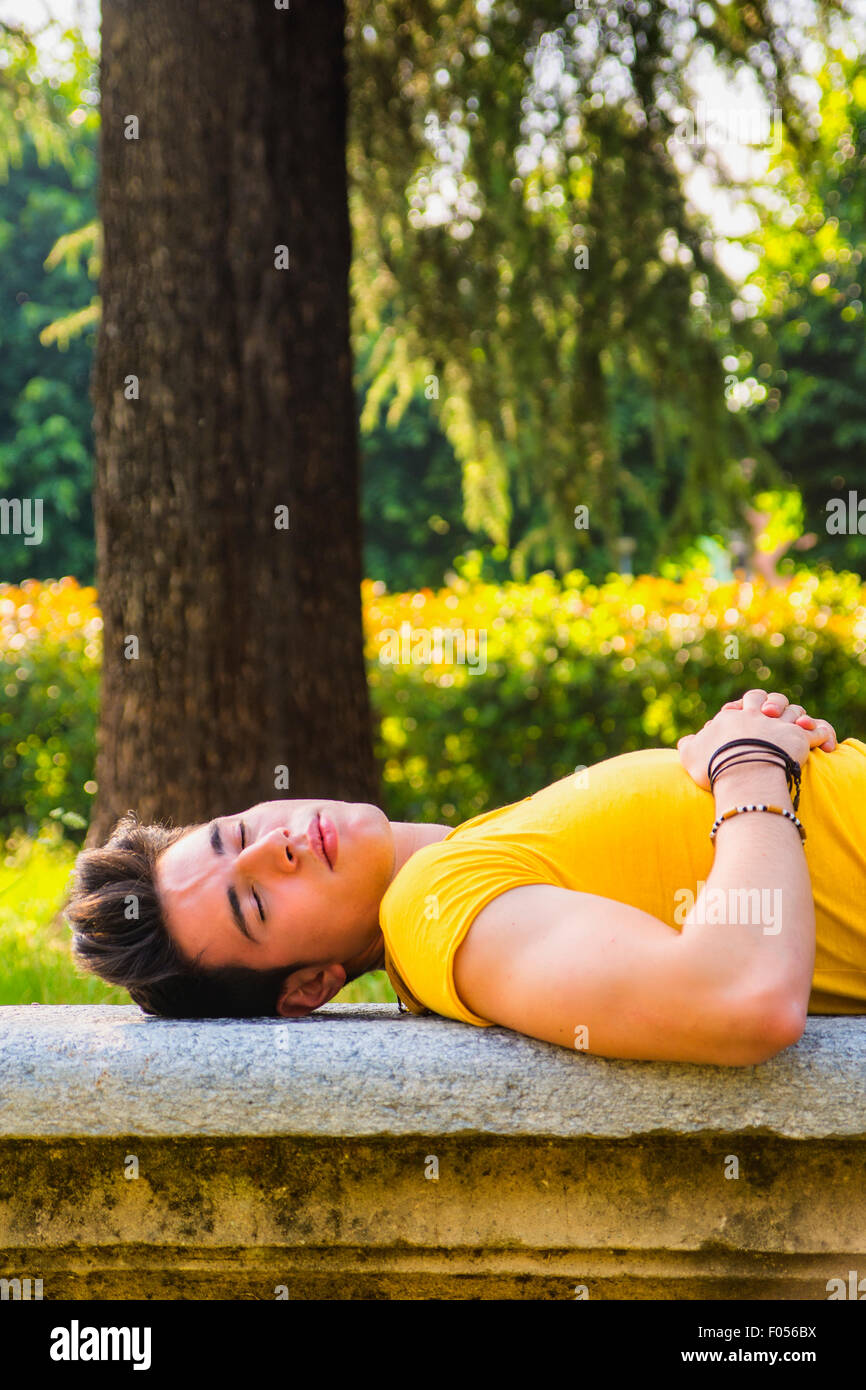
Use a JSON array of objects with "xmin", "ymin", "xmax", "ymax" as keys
[{"xmin": 67, "ymin": 689, "xmax": 859, "ymax": 1065}]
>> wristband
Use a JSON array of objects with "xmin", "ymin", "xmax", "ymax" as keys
[
  {"xmin": 707, "ymin": 738, "xmax": 802, "ymax": 812},
  {"xmin": 710, "ymin": 802, "xmax": 806, "ymax": 843}
]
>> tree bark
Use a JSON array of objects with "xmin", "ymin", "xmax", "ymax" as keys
[{"xmin": 89, "ymin": 0, "xmax": 379, "ymax": 843}]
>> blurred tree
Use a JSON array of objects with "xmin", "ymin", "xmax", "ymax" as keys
[
  {"xmin": 348, "ymin": 0, "xmax": 852, "ymax": 570},
  {"xmin": 745, "ymin": 56, "xmax": 866, "ymax": 573},
  {"xmin": 0, "ymin": 23, "xmax": 98, "ymax": 582},
  {"xmin": 6, "ymin": 4, "xmax": 863, "ymax": 602},
  {"xmin": 89, "ymin": 0, "xmax": 379, "ymax": 842},
  {"xmin": 0, "ymin": 20, "xmax": 78, "ymax": 179},
  {"xmin": 359, "ymin": 337, "xmax": 694, "ymax": 587},
  {"xmin": 359, "ymin": 380, "xmax": 478, "ymax": 591}
]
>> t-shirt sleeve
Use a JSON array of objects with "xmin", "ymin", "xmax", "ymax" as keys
[{"xmin": 378, "ymin": 836, "xmax": 555, "ymax": 1026}]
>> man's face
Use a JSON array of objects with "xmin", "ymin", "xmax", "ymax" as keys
[{"xmin": 156, "ymin": 798, "xmax": 395, "ymax": 980}]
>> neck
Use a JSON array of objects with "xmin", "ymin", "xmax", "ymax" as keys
[
  {"xmin": 389, "ymin": 819, "xmax": 451, "ymax": 879},
  {"xmin": 344, "ymin": 819, "xmax": 451, "ymax": 976}
]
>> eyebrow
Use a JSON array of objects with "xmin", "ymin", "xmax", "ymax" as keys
[{"xmin": 208, "ymin": 818, "xmax": 258, "ymax": 943}]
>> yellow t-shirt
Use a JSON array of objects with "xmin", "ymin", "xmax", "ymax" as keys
[{"xmin": 379, "ymin": 740, "xmax": 866, "ymax": 1026}]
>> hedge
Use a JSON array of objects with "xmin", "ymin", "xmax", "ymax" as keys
[{"xmin": 2, "ymin": 565, "xmax": 866, "ymax": 839}]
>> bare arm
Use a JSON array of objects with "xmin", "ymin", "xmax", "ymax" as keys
[
  {"xmin": 453, "ymin": 691, "xmax": 824, "ymax": 1065},
  {"xmin": 679, "ymin": 758, "xmax": 815, "ymax": 1017},
  {"xmin": 452, "ymin": 879, "xmax": 805, "ymax": 1067}
]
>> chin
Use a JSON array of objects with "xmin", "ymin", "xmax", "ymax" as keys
[
  {"xmin": 340, "ymin": 801, "xmax": 388, "ymax": 832},
  {"xmin": 345, "ymin": 805, "xmax": 392, "ymax": 876}
]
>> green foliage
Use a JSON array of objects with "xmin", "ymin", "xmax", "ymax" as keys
[
  {"xmin": 0, "ymin": 579, "xmax": 100, "ymax": 841},
  {"xmin": 358, "ymin": 343, "xmax": 698, "ymax": 586},
  {"xmin": 6, "ymin": 6, "xmax": 864, "ymax": 590},
  {"xmin": 334, "ymin": 969, "xmax": 397, "ymax": 1006},
  {"xmin": 10, "ymin": 568, "xmax": 866, "ymax": 848},
  {"xmin": 745, "ymin": 56, "xmax": 866, "ymax": 571},
  {"xmin": 357, "ymin": 330, "xmax": 480, "ymax": 589},
  {"xmin": 348, "ymin": 0, "xmax": 845, "ymax": 568},
  {"xmin": 0, "ymin": 26, "xmax": 99, "ymax": 584},
  {"xmin": 0, "ymin": 825, "xmax": 130, "ymax": 1006},
  {"xmin": 0, "ymin": 22, "xmax": 81, "ymax": 181},
  {"xmin": 364, "ymin": 564, "xmax": 866, "ymax": 827}
]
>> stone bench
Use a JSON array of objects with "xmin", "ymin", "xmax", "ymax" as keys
[{"xmin": 1, "ymin": 1004, "xmax": 865, "ymax": 1299}]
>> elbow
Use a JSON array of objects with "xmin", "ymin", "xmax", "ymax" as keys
[
  {"xmin": 709, "ymin": 987, "xmax": 808, "ymax": 1067},
  {"xmin": 743, "ymin": 998, "xmax": 807, "ymax": 1064}
]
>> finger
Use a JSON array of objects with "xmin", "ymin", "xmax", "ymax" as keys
[
  {"xmin": 778, "ymin": 704, "xmax": 806, "ymax": 723},
  {"xmin": 804, "ymin": 719, "xmax": 837, "ymax": 751},
  {"xmin": 761, "ymin": 692, "xmax": 789, "ymax": 716},
  {"xmin": 794, "ymin": 712, "xmax": 837, "ymax": 742},
  {"xmin": 742, "ymin": 688, "xmax": 769, "ymax": 711},
  {"xmin": 803, "ymin": 720, "xmax": 835, "ymax": 751},
  {"xmin": 677, "ymin": 734, "xmax": 693, "ymax": 751},
  {"xmin": 722, "ymin": 699, "xmax": 743, "ymax": 710}
]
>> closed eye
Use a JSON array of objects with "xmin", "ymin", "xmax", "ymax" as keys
[{"xmin": 238, "ymin": 821, "xmax": 264, "ymax": 924}]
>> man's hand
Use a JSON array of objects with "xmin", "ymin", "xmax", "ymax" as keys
[
  {"xmin": 676, "ymin": 687, "xmax": 835, "ymax": 791},
  {"xmin": 719, "ymin": 690, "xmax": 837, "ymax": 751}
]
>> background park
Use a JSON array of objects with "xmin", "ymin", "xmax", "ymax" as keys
[{"xmin": 0, "ymin": 0, "xmax": 865, "ymax": 1014}]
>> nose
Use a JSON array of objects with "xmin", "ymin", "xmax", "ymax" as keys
[{"xmin": 237, "ymin": 827, "xmax": 297, "ymax": 871}]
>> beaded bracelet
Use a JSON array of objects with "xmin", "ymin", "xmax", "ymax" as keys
[{"xmin": 710, "ymin": 803, "xmax": 806, "ymax": 843}]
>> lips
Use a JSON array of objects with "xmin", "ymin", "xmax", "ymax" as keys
[
  {"xmin": 309, "ymin": 812, "xmax": 337, "ymax": 870},
  {"xmin": 319, "ymin": 812, "xmax": 338, "ymax": 869}
]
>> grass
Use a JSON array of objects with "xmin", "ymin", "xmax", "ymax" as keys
[
  {"xmin": 0, "ymin": 827, "xmax": 129, "ymax": 1005},
  {"xmin": 338, "ymin": 969, "xmax": 398, "ymax": 1005},
  {"xmin": 0, "ymin": 827, "xmax": 396, "ymax": 1008}
]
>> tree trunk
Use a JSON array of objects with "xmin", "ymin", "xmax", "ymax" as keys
[{"xmin": 89, "ymin": 0, "xmax": 378, "ymax": 844}]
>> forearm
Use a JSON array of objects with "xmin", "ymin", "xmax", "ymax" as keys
[{"xmin": 679, "ymin": 762, "xmax": 815, "ymax": 1009}]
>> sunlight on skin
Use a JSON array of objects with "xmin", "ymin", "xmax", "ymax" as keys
[
  {"xmin": 679, "ymin": 692, "xmax": 837, "ymax": 754},
  {"xmin": 155, "ymin": 799, "xmax": 448, "ymax": 1017},
  {"xmin": 732, "ymin": 693, "xmax": 836, "ymax": 750},
  {"xmin": 156, "ymin": 695, "xmax": 836, "ymax": 1019}
]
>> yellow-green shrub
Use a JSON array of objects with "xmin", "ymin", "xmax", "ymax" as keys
[
  {"xmin": 3, "ymin": 568, "xmax": 866, "ymax": 836},
  {"xmin": 364, "ymin": 564, "xmax": 866, "ymax": 825}
]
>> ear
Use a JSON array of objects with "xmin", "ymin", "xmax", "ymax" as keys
[{"xmin": 276, "ymin": 963, "xmax": 346, "ymax": 1018}]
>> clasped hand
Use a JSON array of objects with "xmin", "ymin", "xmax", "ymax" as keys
[{"xmin": 677, "ymin": 688, "xmax": 838, "ymax": 791}]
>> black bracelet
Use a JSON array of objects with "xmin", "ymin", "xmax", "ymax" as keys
[
  {"xmin": 707, "ymin": 738, "xmax": 802, "ymax": 812},
  {"xmin": 708, "ymin": 743, "xmax": 802, "ymax": 812},
  {"xmin": 709, "ymin": 743, "xmax": 791, "ymax": 785},
  {"xmin": 708, "ymin": 738, "xmax": 800, "ymax": 782},
  {"xmin": 709, "ymin": 750, "xmax": 790, "ymax": 787},
  {"xmin": 710, "ymin": 753, "xmax": 789, "ymax": 788}
]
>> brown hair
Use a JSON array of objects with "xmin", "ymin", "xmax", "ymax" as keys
[{"xmin": 66, "ymin": 813, "xmax": 300, "ymax": 1017}]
